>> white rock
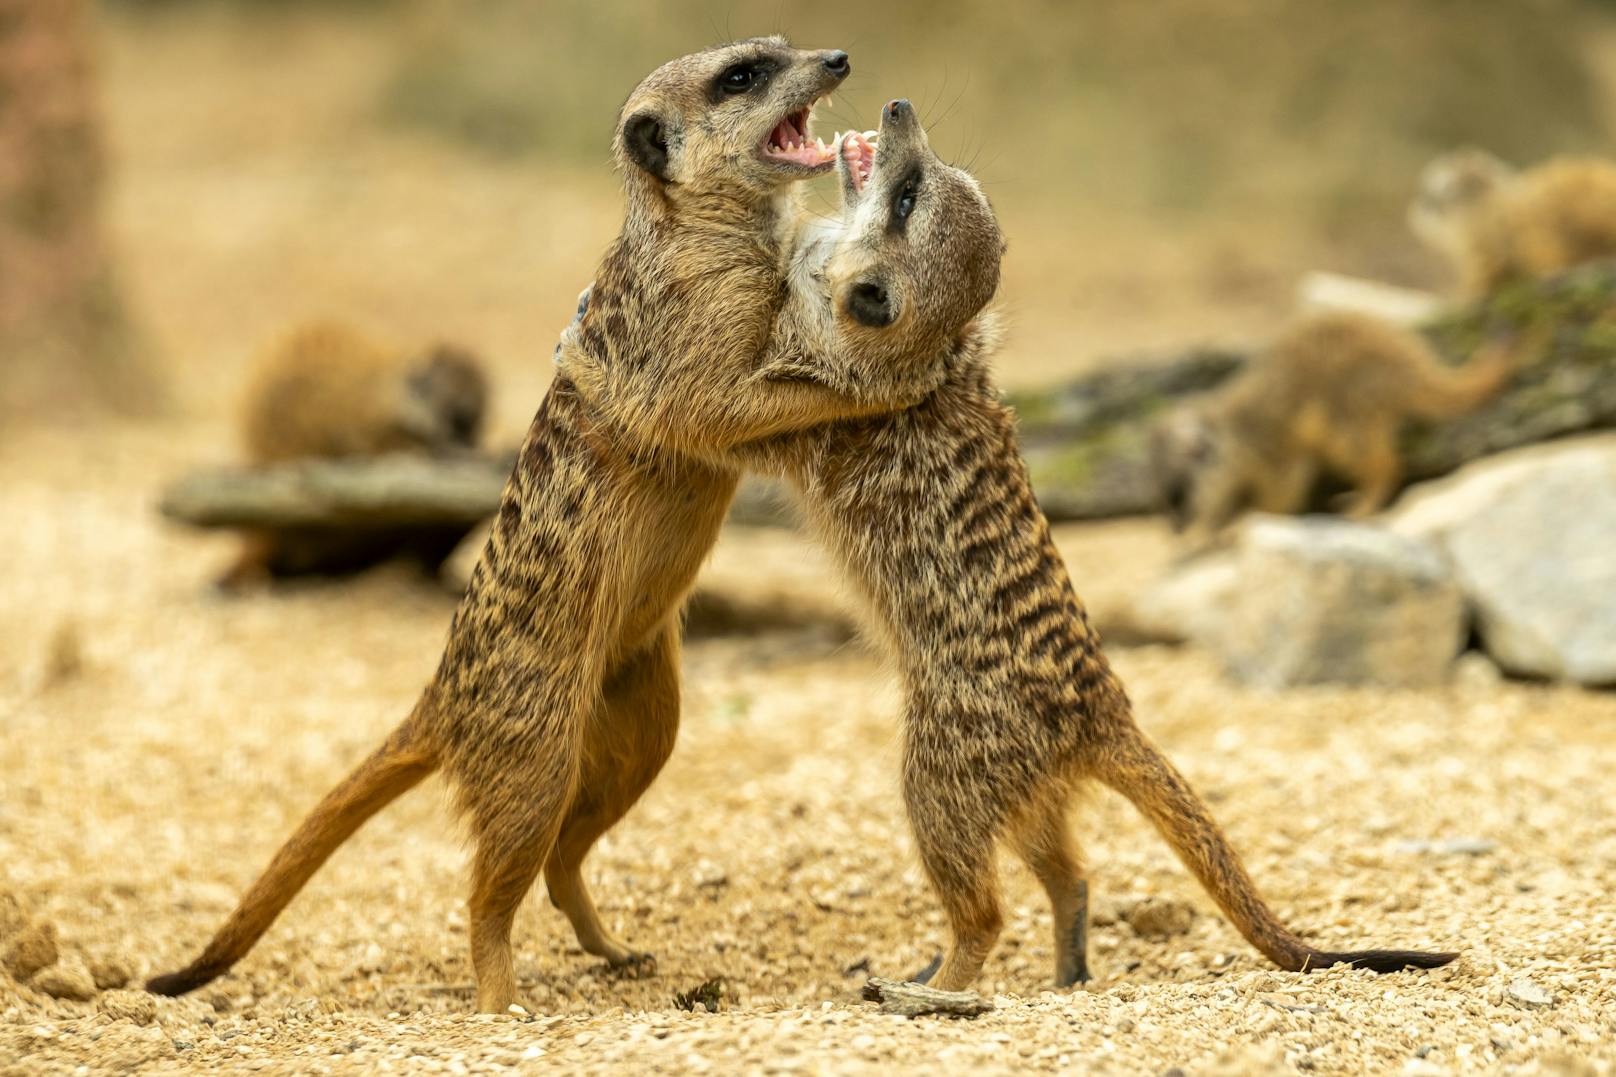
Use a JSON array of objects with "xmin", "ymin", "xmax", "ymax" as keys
[
  {"xmin": 1393, "ymin": 436, "xmax": 1616, "ymax": 684},
  {"xmin": 1505, "ymin": 977, "xmax": 1554, "ymax": 1010},
  {"xmin": 1217, "ymin": 516, "xmax": 1465, "ymax": 688},
  {"xmin": 1119, "ymin": 550, "xmax": 1241, "ymax": 646}
]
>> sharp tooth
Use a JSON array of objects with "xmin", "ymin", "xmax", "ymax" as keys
[{"xmin": 826, "ymin": 96, "xmax": 833, "ymax": 109}]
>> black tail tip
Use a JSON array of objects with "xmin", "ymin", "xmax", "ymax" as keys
[
  {"xmin": 1311, "ymin": 949, "xmax": 1459, "ymax": 974},
  {"xmin": 145, "ymin": 966, "xmax": 217, "ymax": 997}
]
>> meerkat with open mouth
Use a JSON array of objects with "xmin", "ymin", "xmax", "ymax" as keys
[
  {"xmin": 569, "ymin": 99, "xmax": 1457, "ymax": 992},
  {"xmin": 148, "ymin": 39, "xmax": 933, "ymax": 1015}
]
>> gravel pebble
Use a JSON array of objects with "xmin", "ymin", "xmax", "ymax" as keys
[
  {"xmin": 97, "ymin": 988, "xmax": 159, "ymax": 1025},
  {"xmin": 1121, "ymin": 898, "xmax": 1197, "ymax": 939},
  {"xmin": 1505, "ymin": 977, "xmax": 1554, "ymax": 1010},
  {"xmin": 31, "ymin": 956, "xmax": 98, "ymax": 1001},
  {"xmin": 2, "ymin": 922, "xmax": 59, "ymax": 982},
  {"xmin": 88, "ymin": 953, "xmax": 134, "ymax": 990}
]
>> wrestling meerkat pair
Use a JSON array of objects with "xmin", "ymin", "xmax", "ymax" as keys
[
  {"xmin": 566, "ymin": 100, "xmax": 1454, "ymax": 992},
  {"xmin": 151, "ymin": 39, "xmax": 924, "ymax": 1015},
  {"xmin": 151, "ymin": 43, "xmax": 1453, "ymax": 1010},
  {"xmin": 221, "ymin": 322, "xmax": 489, "ymax": 586}
]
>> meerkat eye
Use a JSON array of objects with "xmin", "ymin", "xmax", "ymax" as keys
[
  {"xmin": 718, "ymin": 62, "xmax": 762, "ymax": 94},
  {"xmin": 893, "ymin": 176, "xmax": 920, "ymax": 226},
  {"xmin": 896, "ymin": 185, "xmax": 917, "ymax": 218}
]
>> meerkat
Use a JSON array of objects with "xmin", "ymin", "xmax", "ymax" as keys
[
  {"xmin": 148, "ymin": 40, "xmax": 936, "ymax": 1015},
  {"xmin": 1411, "ymin": 148, "xmax": 1616, "ymax": 296},
  {"xmin": 562, "ymin": 100, "xmax": 1457, "ymax": 992},
  {"xmin": 221, "ymin": 321, "xmax": 490, "ymax": 587},
  {"xmin": 1150, "ymin": 310, "xmax": 1514, "ymax": 545},
  {"xmin": 241, "ymin": 322, "xmax": 487, "ymax": 464}
]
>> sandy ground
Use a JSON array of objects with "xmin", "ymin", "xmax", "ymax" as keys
[{"xmin": 3, "ymin": 420, "xmax": 1615, "ymax": 1076}]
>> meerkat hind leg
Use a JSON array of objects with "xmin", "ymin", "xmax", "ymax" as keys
[
  {"xmin": 1010, "ymin": 798, "xmax": 1091, "ymax": 987},
  {"xmin": 1338, "ymin": 424, "xmax": 1401, "ymax": 519},
  {"xmin": 1254, "ymin": 455, "xmax": 1318, "ymax": 518},
  {"xmin": 544, "ymin": 627, "xmax": 681, "ymax": 972},
  {"xmin": 904, "ymin": 775, "xmax": 1005, "ymax": 992},
  {"xmin": 468, "ymin": 822, "xmax": 564, "ymax": 1014},
  {"xmin": 464, "ymin": 722, "xmax": 585, "ymax": 1013}
]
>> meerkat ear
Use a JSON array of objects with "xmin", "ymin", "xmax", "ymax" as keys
[{"xmin": 622, "ymin": 112, "xmax": 671, "ymax": 182}]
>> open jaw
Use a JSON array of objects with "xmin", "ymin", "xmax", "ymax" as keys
[
  {"xmin": 841, "ymin": 130, "xmax": 876, "ymax": 193},
  {"xmin": 763, "ymin": 101, "xmax": 837, "ymax": 171}
]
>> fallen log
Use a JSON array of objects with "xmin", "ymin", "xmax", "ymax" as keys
[
  {"xmin": 1009, "ymin": 260, "xmax": 1616, "ymax": 519},
  {"xmin": 158, "ymin": 453, "xmax": 794, "ymax": 532}
]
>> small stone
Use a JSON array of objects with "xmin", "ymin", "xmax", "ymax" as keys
[
  {"xmin": 0, "ymin": 893, "xmax": 26, "ymax": 940},
  {"xmin": 1393, "ymin": 838, "xmax": 1498, "ymax": 857},
  {"xmin": 358, "ymin": 941, "xmax": 386, "ymax": 974},
  {"xmin": 89, "ymin": 954, "xmax": 134, "ymax": 990},
  {"xmin": 3, "ymin": 922, "xmax": 59, "ymax": 981},
  {"xmin": 98, "ymin": 989, "xmax": 158, "ymax": 1025},
  {"xmin": 1122, "ymin": 898, "xmax": 1196, "ymax": 939},
  {"xmin": 32, "ymin": 957, "xmax": 97, "ymax": 1001},
  {"xmin": 694, "ymin": 861, "xmax": 729, "ymax": 889},
  {"xmin": 1505, "ymin": 978, "xmax": 1554, "ymax": 1010}
]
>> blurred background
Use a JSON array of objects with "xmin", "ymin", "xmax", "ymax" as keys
[{"xmin": 9, "ymin": 0, "xmax": 1616, "ymax": 431}]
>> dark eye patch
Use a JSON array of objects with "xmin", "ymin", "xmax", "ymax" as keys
[
  {"xmin": 890, "ymin": 166, "xmax": 923, "ymax": 232},
  {"xmin": 712, "ymin": 56, "xmax": 777, "ymax": 99}
]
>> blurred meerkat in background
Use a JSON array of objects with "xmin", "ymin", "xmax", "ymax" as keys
[
  {"xmin": 1410, "ymin": 148, "xmax": 1616, "ymax": 297},
  {"xmin": 221, "ymin": 321, "xmax": 489, "ymax": 588},
  {"xmin": 1151, "ymin": 310, "xmax": 1514, "ymax": 545}
]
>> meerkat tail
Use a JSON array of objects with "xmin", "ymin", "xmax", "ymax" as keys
[
  {"xmin": 1404, "ymin": 339, "xmax": 1518, "ymax": 421},
  {"xmin": 1097, "ymin": 726, "xmax": 1457, "ymax": 974},
  {"xmin": 146, "ymin": 717, "xmax": 437, "ymax": 997}
]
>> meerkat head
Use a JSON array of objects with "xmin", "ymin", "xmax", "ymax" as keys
[
  {"xmin": 1149, "ymin": 406, "xmax": 1222, "ymax": 534},
  {"xmin": 396, "ymin": 344, "xmax": 490, "ymax": 449},
  {"xmin": 1409, "ymin": 148, "xmax": 1517, "ymax": 257},
  {"xmin": 818, "ymin": 98, "xmax": 1004, "ymax": 370},
  {"xmin": 614, "ymin": 37, "xmax": 848, "ymax": 204}
]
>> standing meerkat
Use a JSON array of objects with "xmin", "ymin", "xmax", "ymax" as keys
[
  {"xmin": 221, "ymin": 321, "xmax": 490, "ymax": 586},
  {"xmin": 1411, "ymin": 148, "xmax": 1616, "ymax": 297},
  {"xmin": 565, "ymin": 101, "xmax": 1457, "ymax": 992},
  {"xmin": 1149, "ymin": 310, "xmax": 1514, "ymax": 545},
  {"xmin": 148, "ymin": 40, "xmax": 924, "ymax": 1015}
]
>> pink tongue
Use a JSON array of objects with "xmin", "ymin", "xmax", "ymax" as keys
[{"xmin": 771, "ymin": 117, "xmax": 797, "ymax": 147}]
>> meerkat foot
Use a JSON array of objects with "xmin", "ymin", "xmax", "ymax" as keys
[
  {"xmin": 602, "ymin": 949, "xmax": 657, "ymax": 978},
  {"xmin": 910, "ymin": 952, "xmax": 943, "ymax": 984}
]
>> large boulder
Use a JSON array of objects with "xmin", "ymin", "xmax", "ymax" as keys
[
  {"xmin": 1219, "ymin": 518, "xmax": 1466, "ymax": 688},
  {"xmin": 1110, "ymin": 549, "xmax": 1242, "ymax": 646},
  {"xmin": 1129, "ymin": 516, "xmax": 1465, "ymax": 688},
  {"xmin": 1393, "ymin": 435, "xmax": 1616, "ymax": 685}
]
